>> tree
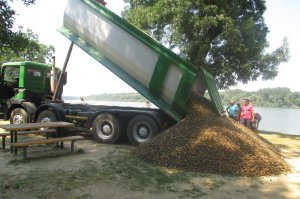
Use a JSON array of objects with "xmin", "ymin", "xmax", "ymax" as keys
[
  {"xmin": 220, "ymin": 87, "xmax": 300, "ymax": 108},
  {"xmin": 0, "ymin": 0, "xmax": 54, "ymax": 64},
  {"xmin": 1, "ymin": 0, "xmax": 36, "ymax": 51},
  {"xmin": 0, "ymin": 27, "xmax": 55, "ymax": 65},
  {"xmin": 122, "ymin": 0, "xmax": 290, "ymax": 90}
]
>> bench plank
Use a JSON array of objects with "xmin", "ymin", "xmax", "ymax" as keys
[
  {"xmin": 11, "ymin": 136, "xmax": 85, "ymax": 148},
  {"xmin": 11, "ymin": 135, "xmax": 85, "ymax": 160},
  {"xmin": 0, "ymin": 133, "xmax": 11, "ymax": 137},
  {"xmin": 0, "ymin": 121, "xmax": 75, "ymax": 131},
  {"xmin": 18, "ymin": 129, "xmax": 57, "ymax": 135},
  {"xmin": 1, "ymin": 129, "xmax": 57, "ymax": 149},
  {"xmin": 0, "ymin": 133, "xmax": 11, "ymax": 149},
  {"xmin": 0, "ymin": 129, "xmax": 57, "ymax": 138}
]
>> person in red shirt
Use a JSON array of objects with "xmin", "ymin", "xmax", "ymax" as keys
[{"xmin": 240, "ymin": 99, "xmax": 255, "ymax": 129}]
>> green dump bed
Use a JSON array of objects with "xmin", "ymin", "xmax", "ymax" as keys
[{"xmin": 59, "ymin": 0, "xmax": 223, "ymax": 121}]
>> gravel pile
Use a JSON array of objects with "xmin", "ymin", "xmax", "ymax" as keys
[{"xmin": 134, "ymin": 95, "xmax": 291, "ymax": 176}]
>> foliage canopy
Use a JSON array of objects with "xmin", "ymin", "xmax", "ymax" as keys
[
  {"xmin": 123, "ymin": 0, "xmax": 290, "ymax": 89},
  {"xmin": 0, "ymin": 0, "xmax": 54, "ymax": 65},
  {"xmin": 220, "ymin": 87, "xmax": 300, "ymax": 108},
  {"xmin": 0, "ymin": 27, "xmax": 55, "ymax": 65}
]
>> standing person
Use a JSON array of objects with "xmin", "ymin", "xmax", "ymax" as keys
[
  {"xmin": 226, "ymin": 100, "xmax": 239, "ymax": 121},
  {"xmin": 236, "ymin": 103, "xmax": 242, "ymax": 122},
  {"xmin": 80, "ymin": 97, "xmax": 87, "ymax": 105},
  {"xmin": 240, "ymin": 99, "xmax": 255, "ymax": 129},
  {"xmin": 252, "ymin": 112, "xmax": 262, "ymax": 130}
]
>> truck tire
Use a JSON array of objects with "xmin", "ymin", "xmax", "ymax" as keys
[
  {"xmin": 10, "ymin": 108, "xmax": 28, "ymax": 124},
  {"xmin": 92, "ymin": 113, "xmax": 121, "ymax": 144},
  {"xmin": 127, "ymin": 115, "xmax": 159, "ymax": 145},
  {"xmin": 37, "ymin": 110, "xmax": 58, "ymax": 123},
  {"xmin": 36, "ymin": 110, "xmax": 60, "ymax": 137}
]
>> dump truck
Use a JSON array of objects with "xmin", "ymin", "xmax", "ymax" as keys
[
  {"xmin": 0, "ymin": 60, "xmax": 62, "ymax": 124},
  {"xmin": 34, "ymin": 0, "xmax": 223, "ymax": 145},
  {"xmin": 1, "ymin": 0, "xmax": 224, "ymax": 145}
]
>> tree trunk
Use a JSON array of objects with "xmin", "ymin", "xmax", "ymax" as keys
[{"xmin": 191, "ymin": 70, "xmax": 207, "ymax": 97}]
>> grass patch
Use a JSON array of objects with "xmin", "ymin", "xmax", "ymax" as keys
[
  {"xmin": 98, "ymin": 151, "xmax": 191, "ymax": 191},
  {"xmin": 258, "ymin": 130, "xmax": 300, "ymax": 149},
  {"xmin": 258, "ymin": 130, "xmax": 300, "ymax": 139},
  {"xmin": 259, "ymin": 130, "xmax": 300, "ymax": 158},
  {"xmin": 180, "ymin": 187, "xmax": 207, "ymax": 198}
]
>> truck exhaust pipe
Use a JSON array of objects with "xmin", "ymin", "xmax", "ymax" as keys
[
  {"xmin": 53, "ymin": 42, "xmax": 74, "ymax": 101},
  {"xmin": 50, "ymin": 56, "xmax": 57, "ymax": 94}
]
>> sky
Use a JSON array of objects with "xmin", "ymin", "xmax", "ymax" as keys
[{"xmin": 10, "ymin": 0, "xmax": 300, "ymax": 96}]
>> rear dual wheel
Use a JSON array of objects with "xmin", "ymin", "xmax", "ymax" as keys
[
  {"xmin": 92, "ymin": 113, "xmax": 159, "ymax": 145},
  {"xmin": 36, "ymin": 110, "xmax": 58, "ymax": 123},
  {"xmin": 36, "ymin": 110, "xmax": 58, "ymax": 137},
  {"xmin": 127, "ymin": 115, "xmax": 159, "ymax": 145},
  {"xmin": 92, "ymin": 113, "xmax": 121, "ymax": 144}
]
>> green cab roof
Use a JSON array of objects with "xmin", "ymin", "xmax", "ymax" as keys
[{"xmin": 2, "ymin": 61, "xmax": 52, "ymax": 69}]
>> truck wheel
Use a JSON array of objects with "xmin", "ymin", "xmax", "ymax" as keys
[
  {"xmin": 127, "ymin": 115, "xmax": 159, "ymax": 145},
  {"xmin": 92, "ymin": 113, "xmax": 121, "ymax": 144},
  {"xmin": 10, "ymin": 108, "xmax": 28, "ymax": 124},
  {"xmin": 37, "ymin": 110, "xmax": 57, "ymax": 123}
]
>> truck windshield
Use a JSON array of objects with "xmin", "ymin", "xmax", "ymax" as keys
[{"xmin": 3, "ymin": 66, "xmax": 20, "ymax": 83}]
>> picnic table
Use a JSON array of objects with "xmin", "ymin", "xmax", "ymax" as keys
[{"xmin": 0, "ymin": 122, "xmax": 84, "ymax": 159}]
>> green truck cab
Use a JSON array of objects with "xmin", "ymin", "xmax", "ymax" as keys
[{"xmin": 0, "ymin": 61, "xmax": 60, "ymax": 123}]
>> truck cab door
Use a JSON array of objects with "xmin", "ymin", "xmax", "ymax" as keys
[{"xmin": 1, "ymin": 66, "xmax": 20, "ymax": 99}]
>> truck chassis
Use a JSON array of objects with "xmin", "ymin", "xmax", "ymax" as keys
[{"xmin": 34, "ymin": 102, "xmax": 175, "ymax": 145}]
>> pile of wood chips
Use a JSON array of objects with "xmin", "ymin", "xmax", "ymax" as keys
[{"xmin": 134, "ymin": 95, "xmax": 291, "ymax": 176}]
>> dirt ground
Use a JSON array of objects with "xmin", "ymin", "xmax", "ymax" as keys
[{"xmin": 0, "ymin": 121, "xmax": 299, "ymax": 199}]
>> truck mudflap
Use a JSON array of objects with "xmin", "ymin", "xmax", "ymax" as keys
[{"xmin": 59, "ymin": 0, "xmax": 223, "ymax": 121}]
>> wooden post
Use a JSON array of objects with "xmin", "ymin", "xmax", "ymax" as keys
[
  {"xmin": 14, "ymin": 130, "xmax": 18, "ymax": 155},
  {"xmin": 23, "ymin": 147, "xmax": 27, "ymax": 160},
  {"xmin": 2, "ymin": 135, "xmax": 6, "ymax": 149},
  {"xmin": 71, "ymin": 141, "xmax": 75, "ymax": 152},
  {"xmin": 10, "ymin": 130, "xmax": 13, "ymax": 153}
]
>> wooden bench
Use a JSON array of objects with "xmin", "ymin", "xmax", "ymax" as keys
[
  {"xmin": 0, "ymin": 129, "xmax": 57, "ymax": 150},
  {"xmin": 0, "ymin": 132, "xmax": 11, "ymax": 149},
  {"xmin": 11, "ymin": 135, "xmax": 85, "ymax": 159}
]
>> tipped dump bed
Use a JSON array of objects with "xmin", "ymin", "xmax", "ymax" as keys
[{"xmin": 59, "ymin": 0, "xmax": 223, "ymax": 121}]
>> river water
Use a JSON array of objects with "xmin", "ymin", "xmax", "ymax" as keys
[
  {"xmin": 65, "ymin": 100, "xmax": 300, "ymax": 136},
  {"xmin": 254, "ymin": 107, "xmax": 300, "ymax": 135}
]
